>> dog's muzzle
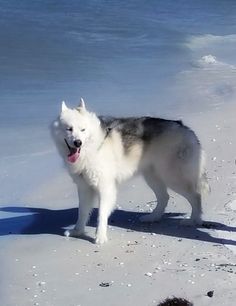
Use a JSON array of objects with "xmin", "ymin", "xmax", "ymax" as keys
[{"xmin": 64, "ymin": 139, "xmax": 81, "ymax": 163}]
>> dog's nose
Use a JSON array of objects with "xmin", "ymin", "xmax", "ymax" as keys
[{"xmin": 74, "ymin": 140, "xmax": 82, "ymax": 148}]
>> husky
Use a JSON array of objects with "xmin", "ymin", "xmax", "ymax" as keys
[{"xmin": 51, "ymin": 98, "xmax": 209, "ymax": 244}]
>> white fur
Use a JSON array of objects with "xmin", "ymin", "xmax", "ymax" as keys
[{"xmin": 51, "ymin": 100, "xmax": 209, "ymax": 244}]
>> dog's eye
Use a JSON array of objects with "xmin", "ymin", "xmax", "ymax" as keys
[
  {"xmin": 81, "ymin": 128, "xmax": 86, "ymax": 132},
  {"xmin": 66, "ymin": 127, "xmax": 73, "ymax": 132}
]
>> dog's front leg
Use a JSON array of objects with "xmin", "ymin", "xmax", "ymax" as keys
[
  {"xmin": 65, "ymin": 179, "xmax": 95, "ymax": 238},
  {"xmin": 95, "ymin": 183, "xmax": 116, "ymax": 244}
]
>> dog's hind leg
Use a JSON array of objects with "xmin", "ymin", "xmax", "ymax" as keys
[
  {"xmin": 96, "ymin": 182, "xmax": 117, "ymax": 244},
  {"xmin": 140, "ymin": 170, "xmax": 169, "ymax": 223},
  {"xmin": 170, "ymin": 182, "xmax": 203, "ymax": 226},
  {"xmin": 181, "ymin": 190, "xmax": 202, "ymax": 226},
  {"xmin": 65, "ymin": 180, "xmax": 95, "ymax": 238}
]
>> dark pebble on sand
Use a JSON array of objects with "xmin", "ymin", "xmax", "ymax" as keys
[
  {"xmin": 207, "ymin": 290, "xmax": 214, "ymax": 297},
  {"xmin": 99, "ymin": 282, "xmax": 111, "ymax": 287}
]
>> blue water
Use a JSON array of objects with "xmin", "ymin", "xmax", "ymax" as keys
[{"xmin": 1, "ymin": 0, "xmax": 236, "ymax": 202}]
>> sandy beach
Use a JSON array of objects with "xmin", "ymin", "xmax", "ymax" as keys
[
  {"xmin": 0, "ymin": 101, "xmax": 235, "ymax": 306},
  {"xmin": 1, "ymin": 1, "xmax": 236, "ymax": 305}
]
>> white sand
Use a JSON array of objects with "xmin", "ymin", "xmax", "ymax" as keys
[{"xmin": 1, "ymin": 102, "xmax": 236, "ymax": 306}]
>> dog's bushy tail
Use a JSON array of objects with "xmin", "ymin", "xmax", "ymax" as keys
[
  {"xmin": 198, "ymin": 151, "xmax": 211, "ymax": 195},
  {"xmin": 199, "ymin": 171, "xmax": 211, "ymax": 194}
]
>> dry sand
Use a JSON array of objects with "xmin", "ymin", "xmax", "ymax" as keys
[{"xmin": 0, "ymin": 102, "xmax": 236, "ymax": 306}]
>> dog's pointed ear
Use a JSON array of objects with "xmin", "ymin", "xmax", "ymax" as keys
[
  {"xmin": 61, "ymin": 101, "xmax": 68, "ymax": 112},
  {"xmin": 79, "ymin": 98, "xmax": 86, "ymax": 110}
]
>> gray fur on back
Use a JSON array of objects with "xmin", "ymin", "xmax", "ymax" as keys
[{"xmin": 99, "ymin": 116, "xmax": 196, "ymax": 152}]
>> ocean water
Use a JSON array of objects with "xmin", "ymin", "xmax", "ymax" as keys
[{"xmin": 1, "ymin": 0, "xmax": 236, "ymax": 203}]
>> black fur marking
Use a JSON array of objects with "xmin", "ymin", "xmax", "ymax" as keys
[
  {"xmin": 99, "ymin": 116, "xmax": 187, "ymax": 153},
  {"xmin": 141, "ymin": 117, "xmax": 183, "ymax": 142},
  {"xmin": 99, "ymin": 116, "xmax": 143, "ymax": 152}
]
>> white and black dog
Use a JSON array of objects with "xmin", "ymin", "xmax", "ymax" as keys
[{"xmin": 51, "ymin": 99, "xmax": 209, "ymax": 244}]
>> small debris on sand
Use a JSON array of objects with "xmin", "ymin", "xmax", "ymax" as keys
[
  {"xmin": 207, "ymin": 290, "xmax": 214, "ymax": 298},
  {"xmin": 99, "ymin": 282, "xmax": 111, "ymax": 287}
]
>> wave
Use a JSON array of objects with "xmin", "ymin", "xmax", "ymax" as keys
[
  {"xmin": 192, "ymin": 54, "xmax": 236, "ymax": 70},
  {"xmin": 185, "ymin": 34, "xmax": 236, "ymax": 50},
  {"xmin": 172, "ymin": 52, "xmax": 236, "ymax": 111}
]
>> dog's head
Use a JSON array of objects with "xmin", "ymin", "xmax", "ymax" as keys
[{"xmin": 51, "ymin": 98, "xmax": 97, "ymax": 163}]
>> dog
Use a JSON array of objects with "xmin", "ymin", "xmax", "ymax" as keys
[{"xmin": 51, "ymin": 98, "xmax": 209, "ymax": 244}]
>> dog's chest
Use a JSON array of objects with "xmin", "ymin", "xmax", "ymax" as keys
[
  {"xmin": 70, "ymin": 155, "xmax": 102, "ymax": 187},
  {"xmin": 82, "ymin": 165, "xmax": 101, "ymax": 187}
]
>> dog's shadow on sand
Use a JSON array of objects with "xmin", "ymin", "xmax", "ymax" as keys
[{"xmin": 0, "ymin": 206, "xmax": 235, "ymax": 246}]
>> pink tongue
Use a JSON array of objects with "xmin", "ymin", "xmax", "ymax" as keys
[{"xmin": 68, "ymin": 150, "xmax": 80, "ymax": 163}]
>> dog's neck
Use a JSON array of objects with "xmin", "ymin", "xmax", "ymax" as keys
[{"xmin": 97, "ymin": 127, "xmax": 112, "ymax": 151}]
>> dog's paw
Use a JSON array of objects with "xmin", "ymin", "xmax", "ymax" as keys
[
  {"xmin": 95, "ymin": 233, "xmax": 108, "ymax": 245},
  {"xmin": 140, "ymin": 214, "xmax": 161, "ymax": 223},
  {"xmin": 180, "ymin": 218, "xmax": 202, "ymax": 227},
  {"xmin": 64, "ymin": 229, "xmax": 84, "ymax": 238}
]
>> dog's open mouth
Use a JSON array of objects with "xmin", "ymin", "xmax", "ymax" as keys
[{"xmin": 64, "ymin": 139, "xmax": 80, "ymax": 163}]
